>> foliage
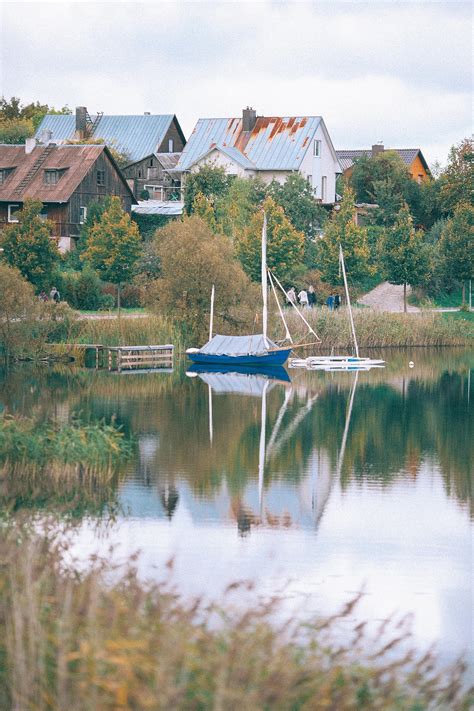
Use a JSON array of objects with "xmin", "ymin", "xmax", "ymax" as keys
[
  {"xmin": 317, "ymin": 187, "xmax": 372, "ymax": 285},
  {"xmin": 0, "ymin": 264, "xmax": 37, "ymax": 361},
  {"xmin": 267, "ymin": 173, "xmax": 327, "ymax": 239},
  {"xmin": 440, "ymin": 202, "xmax": 474, "ymax": 304},
  {"xmin": 132, "ymin": 212, "xmax": 175, "ymax": 240},
  {"xmin": 147, "ymin": 216, "xmax": 259, "ymax": 343},
  {"xmin": 380, "ymin": 204, "xmax": 430, "ymax": 311},
  {"xmin": 184, "ymin": 163, "xmax": 232, "ymax": 215},
  {"xmin": 81, "ymin": 197, "xmax": 142, "ymax": 306},
  {"xmin": 350, "ymin": 150, "xmax": 412, "ymax": 204},
  {"xmin": 192, "ymin": 191, "xmax": 218, "ymax": 231},
  {"xmin": 60, "ymin": 267, "xmax": 103, "ymax": 310},
  {"xmin": 215, "ymin": 176, "xmax": 267, "ymax": 239},
  {"xmin": 0, "ymin": 523, "xmax": 471, "ymax": 711},
  {"xmin": 439, "ymin": 137, "xmax": 474, "ymax": 214},
  {"xmin": 0, "ymin": 199, "xmax": 60, "ymax": 291},
  {"xmin": 236, "ymin": 196, "xmax": 305, "ymax": 283},
  {"xmin": 0, "ymin": 96, "xmax": 71, "ymax": 142},
  {"xmin": 0, "ymin": 117, "xmax": 34, "ymax": 144},
  {"xmin": 69, "ymin": 313, "xmax": 184, "ymax": 349},
  {"xmin": 64, "ymin": 138, "xmax": 130, "ymax": 168}
]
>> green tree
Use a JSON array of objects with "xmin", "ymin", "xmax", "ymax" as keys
[
  {"xmin": 192, "ymin": 192, "xmax": 218, "ymax": 232},
  {"xmin": 439, "ymin": 137, "xmax": 474, "ymax": 214},
  {"xmin": 0, "ymin": 199, "xmax": 59, "ymax": 291},
  {"xmin": 147, "ymin": 216, "xmax": 258, "ymax": 343},
  {"xmin": 0, "ymin": 96, "xmax": 71, "ymax": 142},
  {"xmin": 215, "ymin": 177, "xmax": 267, "ymax": 239},
  {"xmin": 380, "ymin": 203, "xmax": 429, "ymax": 312},
  {"xmin": 184, "ymin": 164, "xmax": 231, "ymax": 216},
  {"xmin": 268, "ymin": 174, "xmax": 327, "ymax": 240},
  {"xmin": 81, "ymin": 197, "xmax": 142, "ymax": 310},
  {"xmin": 317, "ymin": 187, "xmax": 372, "ymax": 285},
  {"xmin": 0, "ymin": 263, "xmax": 37, "ymax": 362},
  {"xmin": 440, "ymin": 203, "xmax": 474, "ymax": 306},
  {"xmin": 236, "ymin": 196, "xmax": 305, "ymax": 283},
  {"xmin": 0, "ymin": 118, "xmax": 34, "ymax": 144}
]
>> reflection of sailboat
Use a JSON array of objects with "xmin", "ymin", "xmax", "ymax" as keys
[
  {"xmin": 290, "ymin": 246, "xmax": 385, "ymax": 371},
  {"xmin": 186, "ymin": 215, "xmax": 293, "ymax": 367}
]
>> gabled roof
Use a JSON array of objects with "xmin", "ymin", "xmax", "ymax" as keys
[
  {"xmin": 0, "ymin": 144, "xmax": 135, "ymax": 203},
  {"xmin": 176, "ymin": 116, "xmax": 322, "ymax": 171},
  {"xmin": 124, "ymin": 152, "xmax": 182, "ymax": 171},
  {"xmin": 336, "ymin": 148, "xmax": 430, "ymax": 174},
  {"xmin": 35, "ymin": 114, "xmax": 183, "ymax": 163}
]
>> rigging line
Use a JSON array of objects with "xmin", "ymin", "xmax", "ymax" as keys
[
  {"xmin": 267, "ymin": 393, "xmax": 319, "ymax": 459},
  {"xmin": 258, "ymin": 379, "xmax": 270, "ymax": 518},
  {"xmin": 265, "ymin": 385, "xmax": 293, "ymax": 461},
  {"xmin": 269, "ymin": 270, "xmax": 320, "ymax": 341},
  {"xmin": 268, "ymin": 270, "xmax": 293, "ymax": 343},
  {"xmin": 335, "ymin": 371, "xmax": 359, "ymax": 480}
]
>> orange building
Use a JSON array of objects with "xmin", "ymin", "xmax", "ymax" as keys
[{"xmin": 336, "ymin": 144, "xmax": 431, "ymax": 184}]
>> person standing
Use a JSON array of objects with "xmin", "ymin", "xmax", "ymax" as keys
[
  {"xmin": 326, "ymin": 294, "xmax": 335, "ymax": 311},
  {"xmin": 298, "ymin": 288, "xmax": 309, "ymax": 309},
  {"xmin": 50, "ymin": 287, "xmax": 60, "ymax": 303},
  {"xmin": 334, "ymin": 293, "xmax": 341, "ymax": 310},
  {"xmin": 308, "ymin": 285, "xmax": 317, "ymax": 308},
  {"xmin": 287, "ymin": 287, "xmax": 297, "ymax": 306}
]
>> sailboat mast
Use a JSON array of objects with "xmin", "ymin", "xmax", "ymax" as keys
[
  {"xmin": 209, "ymin": 284, "xmax": 215, "ymax": 340},
  {"xmin": 262, "ymin": 212, "xmax": 268, "ymax": 345},
  {"xmin": 339, "ymin": 244, "xmax": 359, "ymax": 357}
]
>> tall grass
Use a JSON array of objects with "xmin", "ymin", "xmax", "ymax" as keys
[
  {"xmin": 279, "ymin": 307, "xmax": 474, "ymax": 349},
  {"xmin": 0, "ymin": 524, "xmax": 470, "ymax": 711},
  {"xmin": 68, "ymin": 314, "xmax": 184, "ymax": 350}
]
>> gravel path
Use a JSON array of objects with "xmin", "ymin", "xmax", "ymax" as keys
[{"xmin": 358, "ymin": 282, "xmax": 420, "ymax": 313}]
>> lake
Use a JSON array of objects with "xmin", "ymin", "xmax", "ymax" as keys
[{"xmin": 1, "ymin": 348, "xmax": 472, "ymax": 668}]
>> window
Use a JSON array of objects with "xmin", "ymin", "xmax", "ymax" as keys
[
  {"xmin": 39, "ymin": 206, "xmax": 48, "ymax": 222},
  {"xmin": 313, "ymin": 140, "xmax": 321, "ymax": 157},
  {"xmin": 417, "ymin": 174, "xmax": 423, "ymax": 184},
  {"xmin": 79, "ymin": 206, "xmax": 87, "ymax": 224},
  {"xmin": 8, "ymin": 204, "xmax": 21, "ymax": 223},
  {"xmin": 321, "ymin": 176, "xmax": 327, "ymax": 201},
  {"xmin": 307, "ymin": 174, "xmax": 312, "ymax": 185},
  {"xmin": 97, "ymin": 170, "xmax": 105, "ymax": 186},
  {"xmin": 168, "ymin": 138, "xmax": 174, "ymax": 152},
  {"xmin": 149, "ymin": 158, "xmax": 154, "ymax": 167},
  {"xmin": 44, "ymin": 169, "xmax": 60, "ymax": 185},
  {"xmin": 0, "ymin": 168, "xmax": 14, "ymax": 184}
]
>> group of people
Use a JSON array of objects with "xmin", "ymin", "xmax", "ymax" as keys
[
  {"xmin": 39, "ymin": 287, "xmax": 61, "ymax": 303},
  {"xmin": 286, "ymin": 286, "xmax": 342, "ymax": 311}
]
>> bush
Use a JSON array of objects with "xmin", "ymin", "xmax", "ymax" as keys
[
  {"xmin": 56, "ymin": 268, "xmax": 103, "ymax": 310},
  {"xmin": 99, "ymin": 294, "xmax": 115, "ymax": 311}
]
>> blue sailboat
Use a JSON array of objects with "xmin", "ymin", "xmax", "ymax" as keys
[{"xmin": 187, "ymin": 214, "xmax": 292, "ymax": 368}]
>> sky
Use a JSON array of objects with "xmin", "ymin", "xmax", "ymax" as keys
[{"xmin": 0, "ymin": 0, "xmax": 472, "ymax": 166}]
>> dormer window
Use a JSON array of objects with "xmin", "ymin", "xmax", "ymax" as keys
[
  {"xmin": 0, "ymin": 167, "xmax": 15, "ymax": 184},
  {"xmin": 44, "ymin": 169, "xmax": 62, "ymax": 185}
]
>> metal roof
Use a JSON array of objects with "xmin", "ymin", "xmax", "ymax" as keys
[
  {"xmin": 35, "ymin": 114, "xmax": 177, "ymax": 163},
  {"xmin": 132, "ymin": 200, "xmax": 183, "ymax": 216},
  {"xmin": 336, "ymin": 148, "xmax": 425, "ymax": 171},
  {"xmin": 0, "ymin": 143, "xmax": 134, "ymax": 203},
  {"xmin": 176, "ymin": 116, "xmax": 322, "ymax": 171}
]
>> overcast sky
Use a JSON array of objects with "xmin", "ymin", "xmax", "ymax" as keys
[{"xmin": 0, "ymin": 0, "xmax": 472, "ymax": 165}]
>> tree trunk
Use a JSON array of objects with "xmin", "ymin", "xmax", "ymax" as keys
[
  {"xmin": 403, "ymin": 282, "xmax": 407, "ymax": 313},
  {"xmin": 117, "ymin": 283, "xmax": 122, "ymax": 346},
  {"xmin": 461, "ymin": 281, "xmax": 466, "ymax": 307}
]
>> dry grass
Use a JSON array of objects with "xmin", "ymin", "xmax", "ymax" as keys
[
  {"xmin": 0, "ymin": 523, "xmax": 471, "ymax": 711},
  {"xmin": 68, "ymin": 314, "xmax": 184, "ymax": 350},
  {"xmin": 279, "ymin": 307, "xmax": 474, "ymax": 349}
]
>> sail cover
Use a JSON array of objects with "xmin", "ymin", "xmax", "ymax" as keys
[{"xmin": 199, "ymin": 334, "xmax": 277, "ymax": 356}]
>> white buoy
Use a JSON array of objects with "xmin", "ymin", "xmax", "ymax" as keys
[{"xmin": 409, "ymin": 361, "xmax": 414, "ymax": 368}]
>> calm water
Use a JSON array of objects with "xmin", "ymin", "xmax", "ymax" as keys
[{"xmin": 1, "ymin": 348, "xmax": 472, "ymax": 665}]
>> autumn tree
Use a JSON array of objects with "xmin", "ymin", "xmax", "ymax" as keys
[
  {"xmin": 184, "ymin": 164, "xmax": 232, "ymax": 216},
  {"xmin": 439, "ymin": 137, "xmax": 474, "ymax": 214},
  {"xmin": 236, "ymin": 196, "xmax": 305, "ymax": 283},
  {"xmin": 0, "ymin": 263, "xmax": 38, "ymax": 361},
  {"xmin": 267, "ymin": 173, "xmax": 327, "ymax": 240},
  {"xmin": 317, "ymin": 187, "xmax": 372, "ymax": 285},
  {"xmin": 440, "ymin": 202, "xmax": 474, "ymax": 306},
  {"xmin": 82, "ymin": 197, "xmax": 142, "ymax": 310},
  {"xmin": 0, "ymin": 199, "xmax": 60, "ymax": 291},
  {"xmin": 215, "ymin": 177, "xmax": 267, "ymax": 239},
  {"xmin": 147, "ymin": 216, "xmax": 259, "ymax": 343},
  {"xmin": 0, "ymin": 96, "xmax": 71, "ymax": 143},
  {"xmin": 380, "ymin": 203, "xmax": 429, "ymax": 312}
]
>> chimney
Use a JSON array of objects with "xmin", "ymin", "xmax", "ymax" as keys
[
  {"xmin": 75, "ymin": 106, "xmax": 88, "ymax": 139},
  {"xmin": 242, "ymin": 107, "xmax": 257, "ymax": 132},
  {"xmin": 144, "ymin": 111, "xmax": 151, "ymax": 115},
  {"xmin": 40, "ymin": 129, "xmax": 53, "ymax": 145},
  {"xmin": 25, "ymin": 137, "xmax": 36, "ymax": 154},
  {"xmin": 371, "ymin": 143, "xmax": 384, "ymax": 157}
]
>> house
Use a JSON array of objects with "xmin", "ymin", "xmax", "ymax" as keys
[
  {"xmin": 0, "ymin": 140, "xmax": 136, "ymax": 251},
  {"xmin": 174, "ymin": 108, "xmax": 342, "ymax": 204},
  {"xmin": 122, "ymin": 152, "xmax": 182, "ymax": 201},
  {"xmin": 336, "ymin": 144, "xmax": 431, "ymax": 184},
  {"xmin": 35, "ymin": 107, "xmax": 186, "ymax": 164}
]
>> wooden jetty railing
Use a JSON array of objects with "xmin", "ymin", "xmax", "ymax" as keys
[{"xmin": 107, "ymin": 345, "xmax": 174, "ymax": 372}]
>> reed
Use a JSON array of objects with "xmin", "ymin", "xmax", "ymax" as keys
[
  {"xmin": 69, "ymin": 314, "xmax": 184, "ymax": 350},
  {"xmin": 0, "ymin": 524, "xmax": 470, "ymax": 711},
  {"xmin": 278, "ymin": 307, "xmax": 474, "ymax": 349}
]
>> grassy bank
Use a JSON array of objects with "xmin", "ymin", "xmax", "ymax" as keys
[
  {"xmin": 68, "ymin": 313, "xmax": 184, "ymax": 350},
  {"xmin": 0, "ymin": 523, "xmax": 470, "ymax": 711},
  {"xmin": 280, "ymin": 308, "xmax": 474, "ymax": 349}
]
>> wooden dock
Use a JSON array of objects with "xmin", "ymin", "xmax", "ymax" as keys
[{"xmin": 107, "ymin": 345, "xmax": 174, "ymax": 372}]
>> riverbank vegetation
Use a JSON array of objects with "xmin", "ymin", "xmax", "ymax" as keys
[{"xmin": 0, "ymin": 521, "xmax": 471, "ymax": 711}]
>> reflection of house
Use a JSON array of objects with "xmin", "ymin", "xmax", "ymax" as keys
[
  {"xmin": 0, "ymin": 141, "xmax": 135, "ymax": 252},
  {"xmin": 336, "ymin": 144, "xmax": 431, "ymax": 184},
  {"xmin": 175, "ymin": 107, "xmax": 342, "ymax": 204},
  {"xmin": 35, "ymin": 107, "xmax": 186, "ymax": 164}
]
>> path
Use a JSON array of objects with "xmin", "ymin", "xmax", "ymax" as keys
[
  {"xmin": 358, "ymin": 282, "xmax": 420, "ymax": 313},
  {"xmin": 76, "ymin": 312, "xmax": 149, "ymax": 321}
]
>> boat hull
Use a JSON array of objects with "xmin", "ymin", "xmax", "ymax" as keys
[{"xmin": 187, "ymin": 349, "xmax": 292, "ymax": 367}]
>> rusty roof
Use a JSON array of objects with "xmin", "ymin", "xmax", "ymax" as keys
[
  {"xmin": 176, "ymin": 116, "xmax": 322, "ymax": 171},
  {"xmin": 0, "ymin": 143, "xmax": 134, "ymax": 203}
]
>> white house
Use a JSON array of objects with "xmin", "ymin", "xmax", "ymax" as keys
[{"xmin": 174, "ymin": 108, "xmax": 342, "ymax": 204}]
